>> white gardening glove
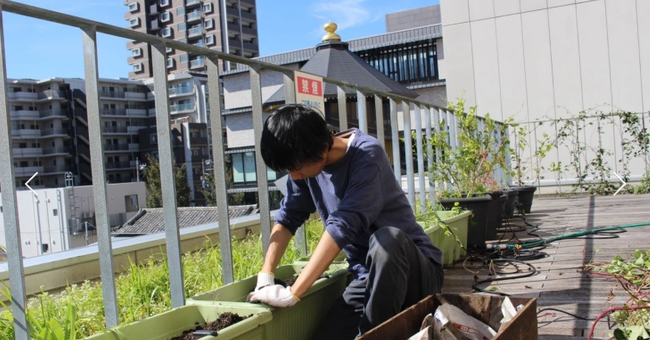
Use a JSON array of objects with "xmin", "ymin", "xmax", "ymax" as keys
[
  {"xmin": 255, "ymin": 271, "xmax": 276, "ymax": 291},
  {"xmin": 247, "ymin": 284, "xmax": 300, "ymax": 308}
]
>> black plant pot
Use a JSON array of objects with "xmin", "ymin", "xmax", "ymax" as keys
[
  {"xmin": 486, "ymin": 191, "xmax": 507, "ymax": 240},
  {"xmin": 503, "ymin": 189, "xmax": 518, "ymax": 218},
  {"xmin": 439, "ymin": 195, "xmax": 492, "ymax": 250},
  {"xmin": 514, "ymin": 186, "xmax": 537, "ymax": 214}
]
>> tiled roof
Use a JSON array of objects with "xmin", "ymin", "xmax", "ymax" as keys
[{"xmin": 112, "ymin": 205, "xmax": 259, "ymax": 235}]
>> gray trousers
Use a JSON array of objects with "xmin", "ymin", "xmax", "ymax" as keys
[{"xmin": 314, "ymin": 226, "xmax": 444, "ymax": 340}]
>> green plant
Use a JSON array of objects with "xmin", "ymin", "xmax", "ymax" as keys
[
  {"xmin": 142, "ymin": 153, "xmax": 191, "ymax": 207},
  {"xmin": 428, "ymin": 99, "xmax": 509, "ymax": 198},
  {"xmin": 0, "ymin": 219, "xmax": 325, "ymax": 339},
  {"xmin": 508, "ymin": 121, "xmax": 551, "ymax": 186},
  {"xmin": 585, "ymin": 250, "xmax": 650, "ymax": 339}
]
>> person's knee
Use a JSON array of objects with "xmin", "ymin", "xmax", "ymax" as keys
[{"xmin": 368, "ymin": 226, "xmax": 406, "ymax": 262}]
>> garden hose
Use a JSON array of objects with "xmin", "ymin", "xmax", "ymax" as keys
[{"xmin": 488, "ymin": 221, "xmax": 650, "ymax": 251}]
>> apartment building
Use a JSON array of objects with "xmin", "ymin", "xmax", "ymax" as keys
[
  {"xmin": 8, "ymin": 78, "xmax": 74, "ymax": 190},
  {"xmin": 124, "ymin": 0, "xmax": 259, "ymax": 80}
]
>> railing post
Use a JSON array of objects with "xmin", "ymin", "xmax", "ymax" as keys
[
  {"xmin": 425, "ymin": 106, "xmax": 434, "ymax": 207},
  {"xmin": 402, "ymin": 101, "xmax": 415, "ymax": 208},
  {"xmin": 0, "ymin": 5, "xmax": 29, "ymax": 339},
  {"xmin": 250, "ymin": 66, "xmax": 272, "ymax": 254},
  {"xmin": 337, "ymin": 85, "xmax": 348, "ymax": 131},
  {"xmin": 207, "ymin": 55, "xmax": 234, "ymax": 284},
  {"xmin": 81, "ymin": 25, "xmax": 119, "ymax": 327},
  {"xmin": 151, "ymin": 42, "xmax": 185, "ymax": 308},
  {"xmin": 284, "ymin": 72, "xmax": 308, "ymax": 257},
  {"xmin": 390, "ymin": 99, "xmax": 401, "ymax": 182},
  {"xmin": 357, "ymin": 89, "xmax": 367, "ymax": 133},
  {"xmin": 375, "ymin": 94, "xmax": 385, "ymax": 150},
  {"xmin": 414, "ymin": 105, "xmax": 426, "ymax": 214}
]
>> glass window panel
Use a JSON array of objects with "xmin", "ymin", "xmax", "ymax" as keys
[{"xmin": 232, "ymin": 153, "xmax": 245, "ymax": 183}]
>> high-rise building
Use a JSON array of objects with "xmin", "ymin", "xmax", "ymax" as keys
[{"xmin": 124, "ymin": 0, "xmax": 259, "ymax": 80}]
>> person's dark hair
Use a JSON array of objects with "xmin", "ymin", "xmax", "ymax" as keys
[{"xmin": 261, "ymin": 104, "xmax": 333, "ymax": 172}]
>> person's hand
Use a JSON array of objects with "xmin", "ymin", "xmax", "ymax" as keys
[
  {"xmin": 247, "ymin": 284, "xmax": 300, "ymax": 308},
  {"xmin": 256, "ymin": 271, "xmax": 275, "ymax": 291}
]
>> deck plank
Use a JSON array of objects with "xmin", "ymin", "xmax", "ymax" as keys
[{"xmin": 440, "ymin": 193, "xmax": 650, "ymax": 340}]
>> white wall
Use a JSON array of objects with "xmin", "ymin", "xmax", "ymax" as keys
[
  {"xmin": 441, "ymin": 0, "xmax": 650, "ymax": 187},
  {"xmin": 0, "ymin": 182, "xmax": 146, "ymax": 258}
]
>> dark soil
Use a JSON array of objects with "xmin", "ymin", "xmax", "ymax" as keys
[
  {"xmin": 171, "ymin": 312, "xmax": 251, "ymax": 340},
  {"xmin": 284, "ymin": 275, "xmax": 298, "ymax": 287}
]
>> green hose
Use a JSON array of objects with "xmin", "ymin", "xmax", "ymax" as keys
[{"xmin": 504, "ymin": 221, "xmax": 650, "ymax": 249}]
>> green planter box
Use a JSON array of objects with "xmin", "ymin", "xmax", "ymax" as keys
[
  {"xmin": 417, "ymin": 210, "xmax": 471, "ymax": 265},
  {"xmin": 292, "ymin": 250, "xmax": 349, "ymax": 274},
  {"xmin": 187, "ymin": 265, "xmax": 348, "ymax": 340},
  {"xmin": 85, "ymin": 303, "xmax": 271, "ymax": 340}
]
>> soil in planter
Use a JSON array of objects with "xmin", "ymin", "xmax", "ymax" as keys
[{"xmin": 171, "ymin": 312, "xmax": 251, "ymax": 340}]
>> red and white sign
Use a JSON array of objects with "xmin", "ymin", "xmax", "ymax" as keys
[{"xmin": 294, "ymin": 71, "xmax": 325, "ymax": 115}]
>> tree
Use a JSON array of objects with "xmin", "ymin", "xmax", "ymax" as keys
[
  {"xmin": 200, "ymin": 155, "xmax": 245, "ymax": 206},
  {"xmin": 142, "ymin": 154, "xmax": 191, "ymax": 208}
]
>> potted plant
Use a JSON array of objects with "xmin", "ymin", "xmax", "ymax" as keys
[
  {"xmin": 428, "ymin": 98, "xmax": 511, "ymax": 250},
  {"xmin": 508, "ymin": 122, "xmax": 551, "ymax": 214},
  {"xmin": 417, "ymin": 202, "xmax": 472, "ymax": 265}
]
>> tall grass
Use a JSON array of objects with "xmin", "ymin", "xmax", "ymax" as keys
[{"xmin": 0, "ymin": 218, "xmax": 325, "ymax": 339}]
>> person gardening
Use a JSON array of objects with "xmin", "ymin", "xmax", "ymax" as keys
[{"xmin": 248, "ymin": 104, "xmax": 444, "ymax": 339}]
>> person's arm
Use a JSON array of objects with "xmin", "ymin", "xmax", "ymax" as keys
[
  {"xmin": 261, "ymin": 223, "xmax": 294, "ymax": 274},
  {"xmin": 290, "ymin": 230, "xmax": 340, "ymax": 298}
]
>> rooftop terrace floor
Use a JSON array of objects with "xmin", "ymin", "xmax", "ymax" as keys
[{"xmin": 440, "ymin": 193, "xmax": 650, "ymax": 340}]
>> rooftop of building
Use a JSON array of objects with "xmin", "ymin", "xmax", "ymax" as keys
[{"xmin": 112, "ymin": 205, "xmax": 259, "ymax": 235}]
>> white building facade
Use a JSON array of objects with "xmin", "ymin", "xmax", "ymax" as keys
[{"xmin": 441, "ymin": 0, "xmax": 650, "ymax": 187}]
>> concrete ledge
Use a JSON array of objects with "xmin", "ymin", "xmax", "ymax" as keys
[{"xmin": 0, "ymin": 213, "xmax": 265, "ymax": 298}]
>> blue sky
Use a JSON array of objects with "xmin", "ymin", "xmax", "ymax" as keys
[{"xmin": 3, "ymin": 0, "xmax": 437, "ymax": 80}]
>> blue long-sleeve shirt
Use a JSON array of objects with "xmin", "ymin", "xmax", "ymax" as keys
[{"xmin": 274, "ymin": 128, "xmax": 442, "ymax": 279}]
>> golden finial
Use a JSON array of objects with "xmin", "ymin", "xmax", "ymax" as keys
[{"xmin": 322, "ymin": 21, "xmax": 341, "ymax": 41}]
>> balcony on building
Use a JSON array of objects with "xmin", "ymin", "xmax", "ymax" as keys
[
  {"xmin": 149, "ymin": 18, "xmax": 160, "ymax": 31},
  {"xmin": 106, "ymin": 161, "xmax": 133, "ymax": 170},
  {"xmin": 102, "ymin": 108, "xmax": 127, "ymax": 116},
  {"xmin": 149, "ymin": 3, "xmax": 159, "ymax": 15},
  {"xmin": 42, "ymin": 146, "xmax": 70, "ymax": 155},
  {"xmin": 125, "ymin": 108, "xmax": 148, "ymax": 116},
  {"xmin": 189, "ymin": 56, "xmax": 205, "ymax": 69},
  {"xmin": 10, "ymin": 109, "xmax": 39, "ymax": 120},
  {"xmin": 42, "ymin": 164, "xmax": 73, "ymax": 174},
  {"xmin": 100, "ymin": 89, "xmax": 126, "ymax": 99},
  {"xmin": 185, "ymin": 0, "xmax": 201, "ymax": 8},
  {"xmin": 103, "ymin": 143, "xmax": 130, "ymax": 152},
  {"xmin": 39, "ymin": 109, "xmax": 67, "ymax": 118},
  {"xmin": 12, "ymin": 147, "xmax": 42, "ymax": 157},
  {"xmin": 11, "ymin": 128, "xmax": 41, "ymax": 138},
  {"xmin": 8, "ymin": 90, "xmax": 38, "ymax": 101},
  {"xmin": 186, "ymin": 10, "xmax": 201, "ymax": 23},
  {"xmin": 187, "ymin": 25, "xmax": 203, "ymax": 38},
  {"xmin": 14, "ymin": 165, "xmax": 44, "ymax": 177},
  {"xmin": 40, "ymin": 127, "xmax": 70, "ymax": 137},
  {"xmin": 169, "ymin": 85, "xmax": 194, "ymax": 98},
  {"xmin": 170, "ymin": 102, "xmax": 195, "ymax": 113},
  {"xmin": 102, "ymin": 126, "xmax": 129, "ymax": 134}
]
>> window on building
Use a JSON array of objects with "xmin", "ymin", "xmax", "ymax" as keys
[
  {"xmin": 132, "ymin": 63, "xmax": 143, "ymax": 72},
  {"xmin": 177, "ymin": 22, "xmax": 186, "ymax": 31},
  {"xmin": 159, "ymin": 0, "xmax": 170, "ymax": 7},
  {"xmin": 150, "ymin": 134, "xmax": 157, "ymax": 144},
  {"xmin": 205, "ymin": 18, "xmax": 213, "ymax": 29},
  {"xmin": 160, "ymin": 11, "xmax": 171, "ymax": 22},
  {"xmin": 166, "ymin": 46, "xmax": 173, "ymax": 53},
  {"xmin": 355, "ymin": 41, "xmax": 438, "ymax": 84},
  {"xmin": 124, "ymin": 195, "xmax": 139, "ymax": 212},
  {"xmin": 131, "ymin": 48, "xmax": 142, "ymax": 57},
  {"xmin": 162, "ymin": 27, "xmax": 172, "ymax": 37},
  {"xmin": 203, "ymin": 3, "xmax": 212, "ymax": 13},
  {"xmin": 166, "ymin": 58, "xmax": 174, "ymax": 68},
  {"xmin": 176, "ymin": 7, "xmax": 185, "ymax": 16},
  {"xmin": 206, "ymin": 35, "xmax": 215, "ymax": 46},
  {"xmin": 179, "ymin": 53, "xmax": 189, "ymax": 63},
  {"xmin": 129, "ymin": 17, "xmax": 140, "ymax": 27},
  {"xmin": 128, "ymin": 2, "xmax": 139, "ymax": 12}
]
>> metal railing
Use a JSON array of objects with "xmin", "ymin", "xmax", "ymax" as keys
[{"xmin": 0, "ymin": 1, "xmax": 500, "ymax": 338}]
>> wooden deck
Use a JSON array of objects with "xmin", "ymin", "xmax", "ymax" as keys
[{"xmin": 440, "ymin": 193, "xmax": 650, "ymax": 339}]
